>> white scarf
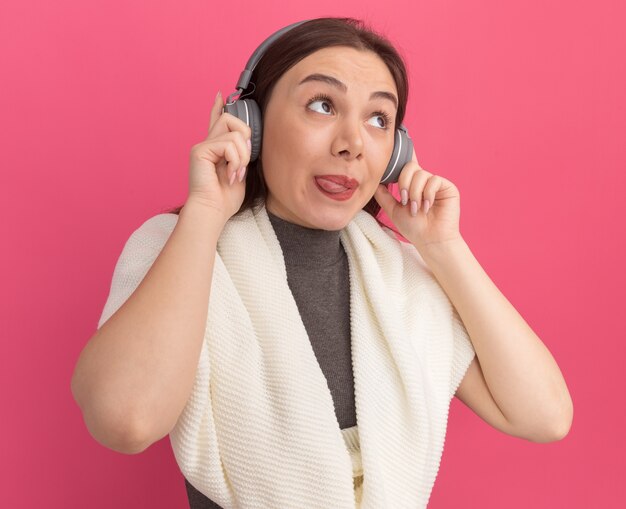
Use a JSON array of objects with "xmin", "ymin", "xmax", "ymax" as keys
[{"xmin": 99, "ymin": 202, "xmax": 475, "ymax": 508}]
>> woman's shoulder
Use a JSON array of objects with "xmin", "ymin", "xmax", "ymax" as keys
[
  {"xmin": 114, "ymin": 212, "xmax": 180, "ymax": 267},
  {"xmin": 131, "ymin": 212, "xmax": 178, "ymax": 238},
  {"xmin": 135, "ymin": 212, "xmax": 179, "ymax": 234}
]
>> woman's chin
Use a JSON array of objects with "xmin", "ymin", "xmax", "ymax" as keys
[{"xmin": 312, "ymin": 210, "xmax": 357, "ymax": 231}]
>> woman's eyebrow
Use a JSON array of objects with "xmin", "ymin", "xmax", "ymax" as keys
[{"xmin": 297, "ymin": 73, "xmax": 398, "ymax": 110}]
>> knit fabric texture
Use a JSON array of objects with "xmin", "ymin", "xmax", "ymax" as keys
[
  {"xmin": 184, "ymin": 208, "xmax": 360, "ymax": 508},
  {"xmin": 97, "ymin": 202, "xmax": 476, "ymax": 508}
]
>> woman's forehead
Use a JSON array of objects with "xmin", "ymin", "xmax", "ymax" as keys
[
  {"xmin": 291, "ymin": 47, "xmax": 391, "ymax": 78},
  {"xmin": 281, "ymin": 48, "xmax": 397, "ymax": 97}
]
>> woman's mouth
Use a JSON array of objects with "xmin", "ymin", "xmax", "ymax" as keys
[{"xmin": 314, "ymin": 177, "xmax": 357, "ymax": 201}]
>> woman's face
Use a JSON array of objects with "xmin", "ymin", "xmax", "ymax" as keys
[{"xmin": 260, "ymin": 46, "xmax": 399, "ymax": 230}]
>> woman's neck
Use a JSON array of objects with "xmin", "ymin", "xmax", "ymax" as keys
[{"xmin": 266, "ymin": 209, "xmax": 344, "ymax": 267}]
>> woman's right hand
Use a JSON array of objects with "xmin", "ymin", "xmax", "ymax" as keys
[{"xmin": 186, "ymin": 91, "xmax": 252, "ymax": 224}]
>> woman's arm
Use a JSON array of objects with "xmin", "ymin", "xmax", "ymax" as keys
[
  {"xmin": 420, "ymin": 237, "xmax": 573, "ymax": 442},
  {"xmin": 71, "ymin": 199, "xmax": 225, "ymax": 453}
]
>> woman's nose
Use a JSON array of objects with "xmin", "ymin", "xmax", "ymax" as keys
[{"xmin": 332, "ymin": 117, "xmax": 364, "ymax": 159}]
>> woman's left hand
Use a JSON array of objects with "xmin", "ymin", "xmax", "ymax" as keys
[{"xmin": 373, "ymin": 148, "xmax": 463, "ymax": 250}]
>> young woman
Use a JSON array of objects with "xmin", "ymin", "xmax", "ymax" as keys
[{"xmin": 72, "ymin": 17, "xmax": 572, "ymax": 509}]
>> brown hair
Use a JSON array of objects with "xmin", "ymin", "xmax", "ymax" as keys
[{"xmin": 165, "ymin": 17, "xmax": 409, "ymax": 229}]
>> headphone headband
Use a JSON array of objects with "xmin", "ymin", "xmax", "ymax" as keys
[{"xmin": 228, "ymin": 19, "xmax": 312, "ymax": 103}]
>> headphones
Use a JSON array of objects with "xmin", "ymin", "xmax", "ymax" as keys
[{"xmin": 222, "ymin": 19, "xmax": 413, "ymax": 184}]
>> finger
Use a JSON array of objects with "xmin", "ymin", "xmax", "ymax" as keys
[
  {"xmin": 208, "ymin": 91, "xmax": 223, "ymax": 136},
  {"xmin": 197, "ymin": 129, "xmax": 250, "ymax": 164},
  {"xmin": 207, "ymin": 111, "xmax": 252, "ymax": 144},
  {"xmin": 193, "ymin": 138, "xmax": 242, "ymax": 179},
  {"xmin": 213, "ymin": 132, "xmax": 251, "ymax": 183},
  {"xmin": 408, "ymin": 169, "xmax": 431, "ymax": 212},
  {"xmin": 396, "ymin": 162, "xmax": 421, "ymax": 203},
  {"xmin": 219, "ymin": 141, "xmax": 242, "ymax": 183},
  {"xmin": 223, "ymin": 130, "xmax": 251, "ymax": 180},
  {"xmin": 421, "ymin": 175, "xmax": 441, "ymax": 212}
]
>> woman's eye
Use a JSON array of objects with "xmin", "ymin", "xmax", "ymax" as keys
[
  {"xmin": 308, "ymin": 99, "xmax": 332, "ymax": 115},
  {"xmin": 367, "ymin": 115, "xmax": 388, "ymax": 129},
  {"xmin": 307, "ymin": 95, "xmax": 391, "ymax": 130}
]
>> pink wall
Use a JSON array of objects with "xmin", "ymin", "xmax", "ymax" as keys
[{"xmin": 2, "ymin": 0, "xmax": 624, "ymax": 507}]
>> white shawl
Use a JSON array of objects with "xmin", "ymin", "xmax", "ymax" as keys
[{"xmin": 98, "ymin": 202, "xmax": 475, "ymax": 508}]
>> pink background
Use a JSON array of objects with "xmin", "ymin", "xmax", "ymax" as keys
[{"xmin": 1, "ymin": 0, "xmax": 624, "ymax": 507}]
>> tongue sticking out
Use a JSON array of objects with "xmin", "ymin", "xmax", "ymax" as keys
[{"xmin": 315, "ymin": 177, "xmax": 348, "ymax": 193}]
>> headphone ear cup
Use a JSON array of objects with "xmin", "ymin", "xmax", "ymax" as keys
[
  {"xmin": 223, "ymin": 98, "xmax": 263, "ymax": 162},
  {"xmin": 380, "ymin": 124, "xmax": 413, "ymax": 184}
]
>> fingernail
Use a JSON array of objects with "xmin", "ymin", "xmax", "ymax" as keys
[
  {"xmin": 410, "ymin": 200, "xmax": 418, "ymax": 216},
  {"xmin": 247, "ymin": 138, "xmax": 251, "ymax": 152},
  {"xmin": 216, "ymin": 90, "xmax": 222, "ymax": 101},
  {"xmin": 229, "ymin": 170, "xmax": 236, "ymax": 185},
  {"xmin": 423, "ymin": 200, "xmax": 430, "ymax": 214},
  {"xmin": 237, "ymin": 165, "xmax": 247, "ymax": 182},
  {"xmin": 401, "ymin": 189, "xmax": 408, "ymax": 206}
]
